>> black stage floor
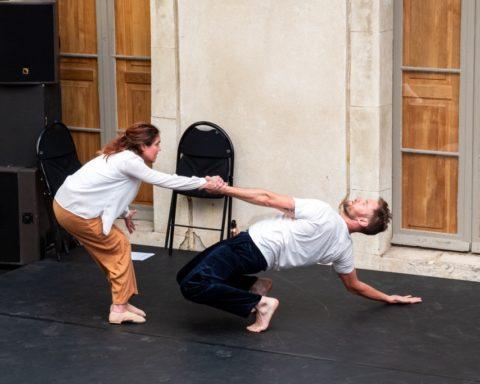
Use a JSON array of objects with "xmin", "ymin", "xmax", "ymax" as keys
[{"xmin": 0, "ymin": 245, "xmax": 479, "ymax": 384}]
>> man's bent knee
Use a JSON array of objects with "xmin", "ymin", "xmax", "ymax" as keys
[
  {"xmin": 176, "ymin": 269, "xmax": 186, "ymax": 285},
  {"xmin": 179, "ymin": 276, "xmax": 209, "ymax": 303}
]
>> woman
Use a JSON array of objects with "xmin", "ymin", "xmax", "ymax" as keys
[{"xmin": 53, "ymin": 122, "xmax": 224, "ymax": 325}]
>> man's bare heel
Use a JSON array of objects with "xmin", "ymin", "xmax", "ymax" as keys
[{"xmin": 247, "ymin": 296, "xmax": 279, "ymax": 333}]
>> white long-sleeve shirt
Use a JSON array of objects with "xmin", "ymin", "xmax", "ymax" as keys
[{"xmin": 55, "ymin": 150, "xmax": 206, "ymax": 235}]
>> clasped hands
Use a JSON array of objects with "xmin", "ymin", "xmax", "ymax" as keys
[
  {"xmin": 124, "ymin": 176, "xmax": 225, "ymax": 234},
  {"xmin": 200, "ymin": 175, "xmax": 228, "ymax": 193}
]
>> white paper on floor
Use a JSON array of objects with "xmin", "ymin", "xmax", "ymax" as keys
[{"xmin": 131, "ymin": 252, "xmax": 155, "ymax": 261}]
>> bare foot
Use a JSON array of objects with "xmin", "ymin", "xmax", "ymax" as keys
[
  {"xmin": 250, "ymin": 277, "xmax": 273, "ymax": 296},
  {"xmin": 247, "ymin": 296, "xmax": 279, "ymax": 333}
]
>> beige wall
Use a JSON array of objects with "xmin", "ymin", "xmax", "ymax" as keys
[{"xmin": 149, "ymin": 0, "xmax": 393, "ymax": 258}]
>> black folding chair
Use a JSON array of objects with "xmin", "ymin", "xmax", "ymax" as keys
[
  {"xmin": 164, "ymin": 121, "xmax": 234, "ymax": 255},
  {"xmin": 37, "ymin": 121, "xmax": 82, "ymax": 260}
]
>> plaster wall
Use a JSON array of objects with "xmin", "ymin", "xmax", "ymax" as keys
[{"xmin": 151, "ymin": 0, "xmax": 350, "ymax": 249}]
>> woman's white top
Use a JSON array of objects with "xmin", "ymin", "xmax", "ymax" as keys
[{"xmin": 55, "ymin": 150, "xmax": 206, "ymax": 235}]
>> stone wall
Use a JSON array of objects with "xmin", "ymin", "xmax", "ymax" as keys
[
  {"xmin": 150, "ymin": 0, "xmax": 352, "ymax": 250},
  {"xmin": 348, "ymin": 0, "xmax": 394, "ymax": 267},
  {"xmin": 148, "ymin": 0, "xmax": 394, "ymax": 261}
]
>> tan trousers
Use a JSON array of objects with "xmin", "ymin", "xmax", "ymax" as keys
[{"xmin": 53, "ymin": 200, "xmax": 138, "ymax": 304}]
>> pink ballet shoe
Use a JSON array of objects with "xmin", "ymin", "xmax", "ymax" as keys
[
  {"xmin": 108, "ymin": 310, "xmax": 146, "ymax": 324},
  {"xmin": 127, "ymin": 303, "xmax": 146, "ymax": 317},
  {"xmin": 110, "ymin": 304, "xmax": 146, "ymax": 318}
]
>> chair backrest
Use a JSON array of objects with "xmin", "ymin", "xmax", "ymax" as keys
[
  {"xmin": 37, "ymin": 121, "xmax": 82, "ymax": 197},
  {"xmin": 176, "ymin": 121, "xmax": 234, "ymax": 198}
]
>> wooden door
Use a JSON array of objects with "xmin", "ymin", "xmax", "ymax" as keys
[
  {"xmin": 401, "ymin": 0, "xmax": 461, "ymax": 234},
  {"xmin": 393, "ymin": 0, "xmax": 476, "ymax": 251},
  {"xmin": 57, "ymin": 0, "xmax": 153, "ymax": 206},
  {"xmin": 115, "ymin": 0, "xmax": 153, "ymax": 205},
  {"xmin": 58, "ymin": 0, "xmax": 101, "ymax": 164}
]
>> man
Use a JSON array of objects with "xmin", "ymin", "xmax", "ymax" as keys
[{"xmin": 177, "ymin": 185, "xmax": 422, "ymax": 333}]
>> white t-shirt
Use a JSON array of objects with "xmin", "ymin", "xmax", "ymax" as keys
[
  {"xmin": 248, "ymin": 198, "xmax": 354, "ymax": 274},
  {"xmin": 55, "ymin": 150, "xmax": 206, "ymax": 235}
]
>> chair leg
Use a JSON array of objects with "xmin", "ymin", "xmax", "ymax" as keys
[
  {"xmin": 220, "ymin": 196, "xmax": 228, "ymax": 241},
  {"xmin": 164, "ymin": 193, "xmax": 175, "ymax": 248},
  {"xmin": 227, "ymin": 196, "xmax": 233, "ymax": 238},
  {"xmin": 168, "ymin": 193, "xmax": 178, "ymax": 255},
  {"xmin": 53, "ymin": 223, "xmax": 63, "ymax": 262},
  {"xmin": 45, "ymin": 199, "xmax": 63, "ymax": 261},
  {"xmin": 62, "ymin": 234, "xmax": 70, "ymax": 254}
]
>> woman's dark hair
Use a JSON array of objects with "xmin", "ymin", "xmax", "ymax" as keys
[{"xmin": 102, "ymin": 122, "xmax": 159, "ymax": 159}]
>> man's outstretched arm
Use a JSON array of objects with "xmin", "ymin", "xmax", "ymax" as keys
[
  {"xmin": 338, "ymin": 269, "xmax": 422, "ymax": 304},
  {"xmin": 219, "ymin": 185, "xmax": 295, "ymax": 214}
]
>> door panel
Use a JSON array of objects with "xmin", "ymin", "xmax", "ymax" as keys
[
  {"xmin": 403, "ymin": 72, "xmax": 459, "ymax": 152},
  {"xmin": 403, "ymin": 0, "xmax": 461, "ymax": 69},
  {"xmin": 402, "ymin": 153, "xmax": 458, "ymax": 233},
  {"xmin": 60, "ymin": 57, "xmax": 100, "ymax": 129},
  {"xmin": 115, "ymin": 0, "xmax": 151, "ymax": 56},
  {"xmin": 70, "ymin": 131, "xmax": 101, "ymax": 165},
  {"xmin": 58, "ymin": 0, "xmax": 97, "ymax": 54},
  {"xmin": 116, "ymin": 60, "xmax": 151, "ymax": 130}
]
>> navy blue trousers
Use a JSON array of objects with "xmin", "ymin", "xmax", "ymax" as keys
[{"xmin": 176, "ymin": 232, "xmax": 268, "ymax": 318}]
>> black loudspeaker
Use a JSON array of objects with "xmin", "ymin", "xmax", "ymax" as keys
[
  {"xmin": 0, "ymin": 1, "xmax": 58, "ymax": 84},
  {"xmin": 0, "ymin": 84, "xmax": 61, "ymax": 167},
  {"xmin": 0, "ymin": 166, "xmax": 50, "ymax": 265}
]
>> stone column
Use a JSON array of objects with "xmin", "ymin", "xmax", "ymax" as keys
[
  {"xmin": 349, "ymin": 0, "xmax": 394, "ymax": 268},
  {"xmin": 150, "ymin": 0, "xmax": 181, "ymax": 238}
]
